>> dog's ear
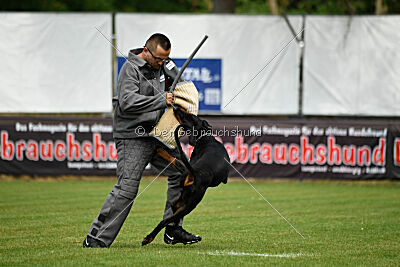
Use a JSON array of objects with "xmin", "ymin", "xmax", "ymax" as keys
[{"xmin": 202, "ymin": 120, "xmax": 212, "ymax": 130}]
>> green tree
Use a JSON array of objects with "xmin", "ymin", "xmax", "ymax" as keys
[{"xmin": 0, "ymin": 0, "xmax": 398, "ymax": 14}]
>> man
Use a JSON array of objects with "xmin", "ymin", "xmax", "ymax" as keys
[{"xmin": 83, "ymin": 33, "xmax": 201, "ymax": 248}]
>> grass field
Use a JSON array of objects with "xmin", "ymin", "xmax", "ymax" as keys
[{"xmin": 0, "ymin": 177, "xmax": 399, "ymax": 266}]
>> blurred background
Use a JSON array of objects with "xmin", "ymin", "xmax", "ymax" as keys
[
  {"xmin": 2, "ymin": 0, "xmax": 400, "ymax": 14},
  {"xmin": 0, "ymin": 0, "xmax": 399, "ymax": 179}
]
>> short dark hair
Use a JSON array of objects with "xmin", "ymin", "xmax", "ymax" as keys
[{"xmin": 145, "ymin": 33, "xmax": 171, "ymax": 52}]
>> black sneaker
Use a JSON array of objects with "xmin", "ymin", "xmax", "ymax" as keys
[
  {"xmin": 83, "ymin": 235, "xmax": 108, "ymax": 248},
  {"xmin": 164, "ymin": 226, "xmax": 202, "ymax": 245}
]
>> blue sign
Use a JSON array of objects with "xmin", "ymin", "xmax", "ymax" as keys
[{"xmin": 116, "ymin": 57, "xmax": 222, "ymax": 112}]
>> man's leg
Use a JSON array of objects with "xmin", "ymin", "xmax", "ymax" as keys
[
  {"xmin": 150, "ymin": 145, "xmax": 201, "ymax": 244},
  {"xmin": 84, "ymin": 138, "xmax": 155, "ymax": 247},
  {"xmin": 150, "ymin": 146, "xmax": 186, "ymax": 221}
]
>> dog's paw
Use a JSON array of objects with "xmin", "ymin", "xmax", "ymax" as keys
[{"xmin": 141, "ymin": 236, "xmax": 154, "ymax": 246}]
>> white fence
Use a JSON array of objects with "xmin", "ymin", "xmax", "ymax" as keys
[
  {"xmin": 0, "ymin": 13, "xmax": 399, "ymax": 116},
  {"xmin": 0, "ymin": 13, "xmax": 112, "ymax": 113},
  {"xmin": 303, "ymin": 16, "xmax": 400, "ymax": 116},
  {"xmin": 116, "ymin": 14, "xmax": 302, "ymax": 115}
]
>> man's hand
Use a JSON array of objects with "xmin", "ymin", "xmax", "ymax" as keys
[{"xmin": 166, "ymin": 93, "xmax": 174, "ymax": 106}]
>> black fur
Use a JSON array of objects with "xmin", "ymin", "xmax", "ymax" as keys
[{"xmin": 141, "ymin": 107, "xmax": 230, "ymax": 246}]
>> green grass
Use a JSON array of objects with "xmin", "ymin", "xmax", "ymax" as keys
[{"xmin": 0, "ymin": 178, "xmax": 399, "ymax": 266}]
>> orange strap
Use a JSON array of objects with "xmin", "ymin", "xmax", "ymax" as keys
[
  {"xmin": 156, "ymin": 148, "xmax": 176, "ymax": 167},
  {"xmin": 184, "ymin": 175, "xmax": 194, "ymax": 186}
]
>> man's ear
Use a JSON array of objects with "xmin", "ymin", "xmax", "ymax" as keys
[{"xmin": 202, "ymin": 120, "xmax": 212, "ymax": 129}]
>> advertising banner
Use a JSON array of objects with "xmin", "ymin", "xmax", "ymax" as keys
[
  {"xmin": 1, "ymin": 116, "xmax": 399, "ymax": 179},
  {"xmin": 116, "ymin": 58, "xmax": 222, "ymax": 112},
  {"xmin": 174, "ymin": 59, "xmax": 221, "ymax": 112},
  {"xmin": 215, "ymin": 120, "xmax": 390, "ymax": 179},
  {"xmin": 0, "ymin": 117, "xmax": 116, "ymax": 176}
]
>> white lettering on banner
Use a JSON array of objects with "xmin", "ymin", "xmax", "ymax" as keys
[
  {"xmin": 68, "ymin": 123, "xmax": 78, "ymax": 132},
  {"xmin": 182, "ymin": 67, "xmax": 219, "ymax": 83},
  {"xmin": 257, "ymin": 126, "xmax": 387, "ymax": 138},
  {"xmin": 67, "ymin": 162, "xmax": 94, "ymax": 170},
  {"xmin": 15, "ymin": 122, "xmax": 28, "ymax": 132},
  {"xmin": 91, "ymin": 124, "xmax": 112, "ymax": 133},
  {"xmin": 312, "ymin": 127, "xmax": 324, "ymax": 136},
  {"xmin": 331, "ymin": 166, "xmax": 362, "ymax": 175},
  {"xmin": 28, "ymin": 122, "xmax": 67, "ymax": 134},
  {"xmin": 79, "ymin": 123, "xmax": 90, "ymax": 133},
  {"xmin": 349, "ymin": 127, "xmax": 387, "ymax": 137},
  {"xmin": 97, "ymin": 162, "xmax": 117, "ymax": 169},
  {"xmin": 325, "ymin": 127, "xmax": 347, "ymax": 136},
  {"xmin": 204, "ymin": 88, "xmax": 221, "ymax": 105},
  {"xmin": 199, "ymin": 91, "xmax": 204, "ymax": 102},
  {"xmin": 301, "ymin": 165, "xmax": 328, "ymax": 173},
  {"xmin": 365, "ymin": 167, "xmax": 386, "ymax": 174},
  {"xmin": 261, "ymin": 126, "xmax": 301, "ymax": 137}
]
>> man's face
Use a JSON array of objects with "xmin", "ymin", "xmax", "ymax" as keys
[{"xmin": 145, "ymin": 45, "xmax": 170, "ymax": 69}]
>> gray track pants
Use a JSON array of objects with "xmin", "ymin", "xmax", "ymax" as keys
[{"xmin": 87, "ymin": 137, "xmax": 187, "ymax": 246}]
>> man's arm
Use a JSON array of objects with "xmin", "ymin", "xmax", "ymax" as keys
[{"xmin": 118, "ymin": 64, "xmax": 168, "ymax": 114}]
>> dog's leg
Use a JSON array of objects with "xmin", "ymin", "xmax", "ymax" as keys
[
  {"xmin": 141, "ymin": 187, "xmax": 207, "ymax": 246},
  {"xmin": 142, "ymin": 205, "xmax": 186, "ymax": 246}
]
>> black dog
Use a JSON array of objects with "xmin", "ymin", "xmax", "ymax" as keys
[{"xmin": 141, "ymin": 107, "xmax": 230, "ymax": 246}]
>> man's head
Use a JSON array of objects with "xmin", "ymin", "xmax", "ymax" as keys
[{"xmin": 143, "ymin": 33, "xmax": 171, "ymax": 69}]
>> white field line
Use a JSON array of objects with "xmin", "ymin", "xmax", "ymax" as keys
[{"xmin": 199, "ymin": 250, "xmax": 311, "ymax": 258}]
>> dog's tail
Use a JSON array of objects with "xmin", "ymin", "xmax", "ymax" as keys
[{"xmin": 174, "ymin": 124, "xmax": 196, "ymax": 177}]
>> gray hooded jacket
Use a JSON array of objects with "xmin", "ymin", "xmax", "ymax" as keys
[{"xmin": 113, "ymin": 48, "xmax": 168, "ymax": 139}]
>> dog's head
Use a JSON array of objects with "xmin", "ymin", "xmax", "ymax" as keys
[{"xmin": 173, "ymin": 106, "xmax": 212, "ymax": 146}]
